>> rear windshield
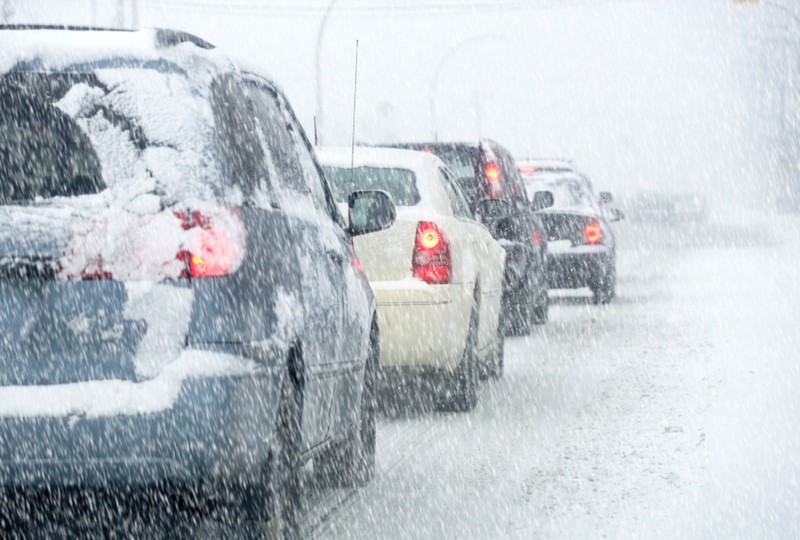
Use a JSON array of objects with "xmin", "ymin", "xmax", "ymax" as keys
[
  {"xmin": 0, "ymin": 62, "xmax": 233, "ymax": 208},
  {"xmin": 322, "ymin": 165, "xmax": 420, "ymax": 206},
  {"xmin": 531, "ymin": 178, "xmax": 596, "ymax": 210}
]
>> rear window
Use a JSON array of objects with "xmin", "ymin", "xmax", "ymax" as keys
[
  {"xmin": 0, "ymin": 80, "xmax": 104, "ymax": 203},
  {"xmin": 0, "ymin": 62, "xmax": 237, "ymax": 208},
  {"xmin": 530, "ymin": 178, "xmax": 596, "ymax": 210},
  {"xmin": 322, "ymin": 165, "xmax": 420, "ymax": 206}
]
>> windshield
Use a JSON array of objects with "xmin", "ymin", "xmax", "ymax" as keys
[{"xmin": 322, "ymin": 165, "xmax": 420, "ymax": 206}]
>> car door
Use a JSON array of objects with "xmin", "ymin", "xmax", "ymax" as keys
[
  {"xmin": 439, "ymin": 166, "xmax": 504, "ymax": 356},
  {"xmin": 273, "ymin": 91, "xmax": 368, "ymax": 438},
  {"xmin": 246, "ymin": 79, "xmax": 345, "ymax": 450}
]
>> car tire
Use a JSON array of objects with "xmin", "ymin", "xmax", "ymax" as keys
[
  {"xmin": 489, "ymin": 325, "xmax": 505, "ymax": 380},
  {"xmin": 505, "ymin": 286, "xmax": 533, "ymax": 336},
  {"xmin": 440, "ymin": 306, "xmax": 479, "ymax": 412},
  {"xmin": 238, "ymin": 376, "xmax": 302, "ymax": 540},
  {"xmin": 591, "ymin": 268, "xmax": 616, "ymax": 305},
  {"xmin": 531, "ymin": 292, "xmax": 549, "ymax": 325},
  {"xmin": 315, "ymin": 326, "xmax": 378, "ymax": 488}
]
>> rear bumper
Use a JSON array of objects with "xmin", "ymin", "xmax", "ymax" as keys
[
  {"xmin": 546, "ymin": 247, "xmax": 613, "ymax": 289},
  {"xmin": 371, "ymin": 280, "xmax": 472, "ymax": 371},
  {"xmin": 0, "ymin": 369, "xmax": 283, "ymax": 490}
]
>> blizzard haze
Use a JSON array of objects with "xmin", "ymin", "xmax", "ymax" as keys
[{"xmin": 10, "ymin": 0, "xmax": 772, "ymax": 202}]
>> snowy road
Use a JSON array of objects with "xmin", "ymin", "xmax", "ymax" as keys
[
  {"xmin": 305, "ymin": 216, "xmax": 800, "ymax": 539},
  {"xmin": 7, "ymin": 216, "xmax": 799, "ymax": 539}
]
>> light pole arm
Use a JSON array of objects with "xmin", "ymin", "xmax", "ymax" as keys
[
  {"xmin": 315, "ymin": 0, "xmax": 341, "ymax": 146},
  {"xmin": 429, "ymin": 33, "xmax": 505, "ymax": 142}
]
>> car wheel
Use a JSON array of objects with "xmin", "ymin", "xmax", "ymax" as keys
[
  {"xmin": 531, "ymin": 292, "xmax": 549, "ymax": 325},
  {"xmin": 489, "ymin": 324, "xmax": 505, "ymax": 380},
  {"xmin": 440, "ymin": 306, "xmax": 479, "ymax": 412},
  {"xmin": 315, "ymin": 327, "xmax": 378, "ymax": 488},
  {"xmin": 247, "ymin": 378, "xmax": 302, "ymax": 540},
  {"xmin": 591, "ymin": 268, "xmax": 616, "ymax": 305},
  {"xmin": 504, "ymin": 286, "xmax": 533, "ymax": 336}
]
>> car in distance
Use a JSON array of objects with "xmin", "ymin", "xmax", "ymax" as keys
[
  {"xmin": 386, "ymin": 141, "xmax": 550, "ymax": 335},
  {"xmin": 317, "ymin": 146, "xmax": 507, "ymax": 409},
  {"xmin": 0, "ymin": 25, "xmax": 395, "ymax": 536},
  {"xmin": 520, "ymin": 165, "xmax": 624, "ymax": 304}
]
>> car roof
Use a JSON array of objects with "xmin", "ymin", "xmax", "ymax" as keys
[
  {"xmin": 0, "ymin": 26, "xmax": 231, "ymax": 76},
  {"xmin": 516, "ymin": 158, "xmax": 577, "ymax": 176}
]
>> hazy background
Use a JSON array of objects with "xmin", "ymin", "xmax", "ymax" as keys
[{"xmin": 5, "ymin": 0, "xmax": 798, "ymax": 209}]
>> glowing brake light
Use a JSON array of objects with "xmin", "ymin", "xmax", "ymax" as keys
[
  {"xmin": 420, "ymin": 149, "xmax": 435, "ymax": 154},
  {"xmin": 177, "ymin": 209, "xmax": 245, "ymax": 279},
  {"xmin": 412, "ymin": 221, "xmax": 450, "ymax": 284},
  {"xmin": 532, "ymin": 230, "xmax": 541, "ymax": 245},
  {"xmin": 518, "ymin": 165, "xmax": 536, "ymax": 174},
  {"xmin": 485, "ymin": 162, "xmax": 501, "ymax": 183},
  {"xmin": 583, "ymin": 220, "xmax": 603, "ymax": 245}
]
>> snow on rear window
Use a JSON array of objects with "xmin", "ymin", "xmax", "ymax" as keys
[{"xmin": 0, "ymin": 62, "xmax": 238, "ymax": 209}]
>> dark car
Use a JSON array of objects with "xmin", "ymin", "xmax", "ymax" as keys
[
  {"xmin": 520, "ymin": 167, "xmax": 624, "ymax": 304},
  {"xmin": 386, "ymin": 141, "xmax": 550, "ymax": 335},
  {"xmin": 0, "ymin": 25, "xmax": 396, "ymax": 536}
]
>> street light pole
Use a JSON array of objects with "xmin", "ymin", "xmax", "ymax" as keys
[
  {"xmin": 315, "ymin": 0, "xmax": 341, "ymax": 147},
  {"xmin": 429, "ymin": 34, "xmax": 504, "ymax": 142}
]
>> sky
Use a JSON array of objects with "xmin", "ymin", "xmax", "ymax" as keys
[{"xmin": 6, "ymin": 0, "xmax": 781, "ymax": 204}]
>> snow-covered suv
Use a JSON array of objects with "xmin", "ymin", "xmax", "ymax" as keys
[{"xmin": 0, "ymin": 25, "xmax": 395, "ymax": 536}]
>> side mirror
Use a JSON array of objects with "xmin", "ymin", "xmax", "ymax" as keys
[
  {"xmin": 598, "ymin": 191, "xmax": 614, "ymax": 205},
  {"xmin": 531, "ymin": 190, "xmax": 554, "ymax": 211},
  {"xmin": 607, "ymin": 207, "xmax": 625, "ymax": 222},
  {"xmin": 348, "ymin": 190, "xmax": 396, "ymax": 237}
]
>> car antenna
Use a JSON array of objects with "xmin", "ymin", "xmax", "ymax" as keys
[{"xmin": 350, "ymin": 39, "xmax": 359, "ymax": 184}]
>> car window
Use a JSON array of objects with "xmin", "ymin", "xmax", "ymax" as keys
[
  {"xmin": 322, "ymin": 165, "xmax": 420, "ymax": 206},
  {"xmin": 275, "ymin": 93, "xmax": 339, "ymax": 220},
  {"xmin": 211, "ymin": 75, "xmax": 268, "ymax": 203},
  {"xmin": 439, "ymin": 167, "xmax": 473, "ymax": 219},
  {"xmin": 246, "ymin": 83, "xmax": 307, "ymax": 200},
  {"xmin": 0, "ymin": 82, "xmax": 104, "ymax": 203}
]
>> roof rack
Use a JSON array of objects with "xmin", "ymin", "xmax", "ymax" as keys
[
  {"xmin": 0, "ymin": 25, "xmax": 214, "ymax": 50},
  {"xmin": 0, "ymin": 24, "xmax": 134, "ymax": 32},
  {"xmin": 153, "ymin": 28, "xmax": 215, "ymax": 50}
]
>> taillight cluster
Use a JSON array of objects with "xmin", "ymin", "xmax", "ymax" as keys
[
  {"xmin": 176, "ymin": 210, "xmax": 242, "ymax": 278},
  {"xmin": 484, "ymin": 161, "xmax": 503, "ymax": 199},
  {"xmin": 583, "ymin": 219, "xmax": 603, "ymax": 245},
  {"xmin": 60, "ymin": 207, "xmax": 244, "ymax": 282},
  {"xmin": 412, "ymin": 221, "xmax": 451, "ymax": 284}
]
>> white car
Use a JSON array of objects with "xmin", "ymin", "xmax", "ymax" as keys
[{"xmin": 317, "ymin": 147, "xmax": 507, "ymax": 411}]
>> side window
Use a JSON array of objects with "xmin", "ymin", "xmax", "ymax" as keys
[
  {"xmin": 246, "ymin": 83, "xmax": 307, "ymax": 199},
  {"xmin": 275, "ymin": 93, "xmax": 338, "ymax": 221},
  {"xmin": 440, "ymin": 167, "xmax": 473, "ymax": 220},
  {"xmin": 210, "ymin": 75, "xmax": 267, "ymax": 200}
]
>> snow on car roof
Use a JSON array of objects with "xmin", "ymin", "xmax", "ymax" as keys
[
  {"xmin": 316, "ymin": 146, "xmax": 450, "ymax": 212},
  {"xmin": 0, "ymin": 27, "xmax": 231, "ymax": 75}
]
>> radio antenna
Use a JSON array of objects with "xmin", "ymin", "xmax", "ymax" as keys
[{"xmin": 350, "ymin": 39, "xmax": 359, "ymax": 182}]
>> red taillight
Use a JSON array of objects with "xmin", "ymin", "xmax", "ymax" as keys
[
  {"xmin": 412, "ymin": 221, "xmax": 450, "ymax": 284},
  {"xmin": 583, "ymin": 220, "xmax": 603, "ymax": 245},
  {"xmin": 518, "ymin": 165, "xmax": 536, "ymax": 174},
  {"xmin": 420, "ymin": 149, "xmax": 435, "ymax": 154},
  {"xmin": 485, "ymin": 162, "xmax": 500, "ymax": 183},
  {"xmin": 60, "ymin": 208, "xmax": 244, "ymax": 282},
  {"xmin": 484, "ymin": 161, "xmax": 503, "ymax": 199},
  {"xmin": 177, "ymin": 209, "xmax": 244, "ymax": 278},
  {"xmin": 532, "ymin": 230, "xmax": 541, "ymax": 245}
]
